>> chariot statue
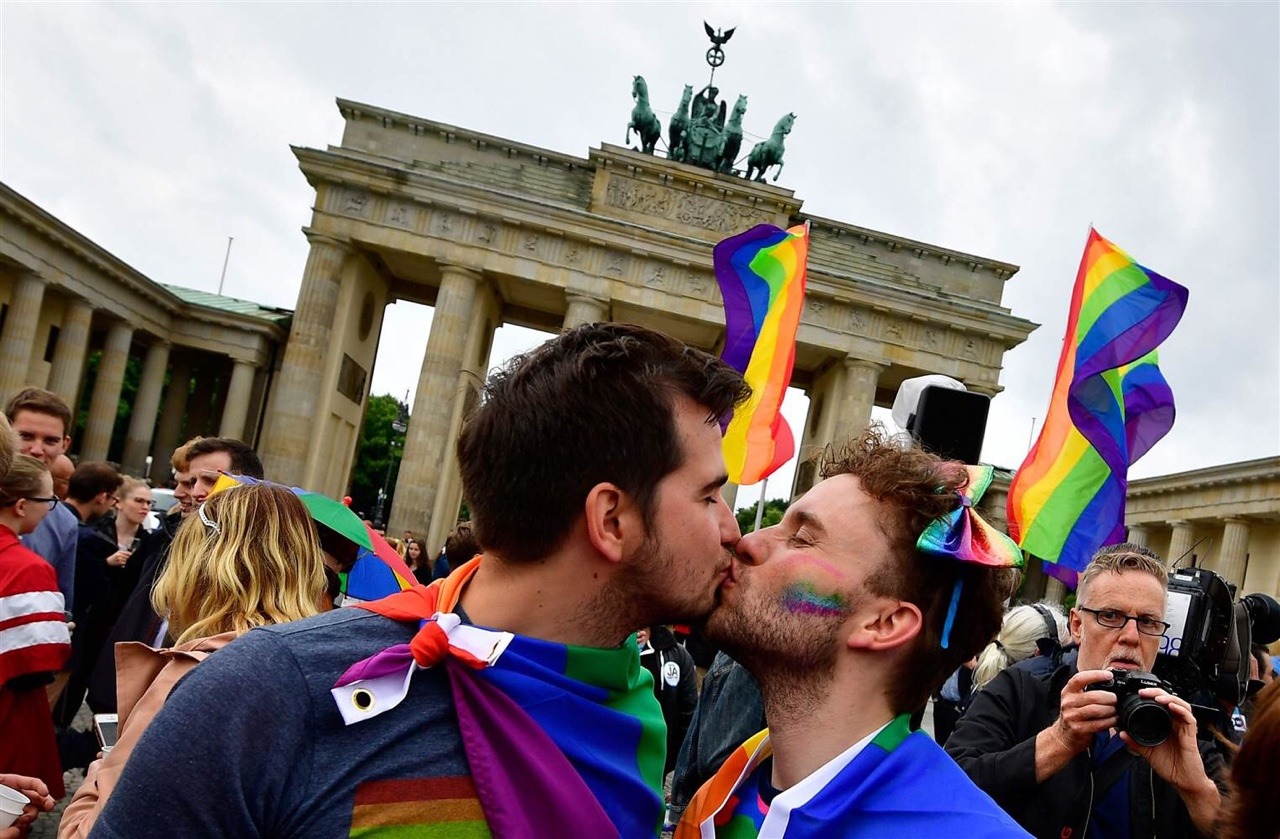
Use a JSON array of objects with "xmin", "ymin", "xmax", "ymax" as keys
[{"xmin": 623, "ymin": 22, "xmax": 797, "ymax": 184}]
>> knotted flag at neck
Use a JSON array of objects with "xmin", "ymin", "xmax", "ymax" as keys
[{"xmin": 332, "ymin": 557, "xmax": 666, "ymax": 837}]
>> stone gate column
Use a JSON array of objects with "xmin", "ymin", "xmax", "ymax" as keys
[
  {"xmin": 1126, "ymin": 524, "xmax": 1150, "ymax": 548},
  {"xmin": 1166, "ymin": 520, "xmax": 1196, "ymax": 568},
  {"xmin": 833, "ymin": 357, "xmax": 885, "ymax": 443},
  {"xmin": 219, "ymin": 359, "xmax": 258, "ymax": 440},
  {"xmin": 47, "ymin": 298, "xmax": 94, "ymax": 406},
  {"xmin": 149, "ymin": 354, "xmax": 191, "ymax": 482},
  {"xmin": 121, "ymin": 340, "xmax": 170, "ymax": 474},
  {"xmin": 1218, "ymin": 517, "xmax": 1251, "ymax": 589},
  {"xmin": 563, "ymin": 293, "xmax": 610, "ymax": 330},
  {"xmin": 81, "ymin": 321, "xmax": 133, "ymax": 460},
  {"xmin": 389, "ymin": 264, "xmax": 481, "ymax": 535},
  {"xmin": 259, "ymin": 233, "xmax": 349, "ymax": 485},
  {"xmin": 1044, "ymin": 575, "xmax": 1067, "ymax": 606},
  {"xmin": 0, "ymin": 273, "xmax": 48, "ymax": 398}
]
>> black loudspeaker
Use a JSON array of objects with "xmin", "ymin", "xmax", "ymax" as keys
[{"xmin": 906, "ymin": 385, "xmax": 990, "ymax": 465}]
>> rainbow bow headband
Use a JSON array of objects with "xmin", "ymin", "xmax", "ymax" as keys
[{"xmin": 916, "ymin": 464, "xmax": 1024, "ymax": 648}]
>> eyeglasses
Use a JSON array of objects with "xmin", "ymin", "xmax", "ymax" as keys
[
  {"xmin": 1078, "ymin": 606, "xmax": 1170, "ymax": 637},
  {"xmin": 26, "ymin": 496, "xmax": 59, "ymax": 510},
  {"xmin": 197, "ymin": 502, "xmax": 221, "ymax": 535}
]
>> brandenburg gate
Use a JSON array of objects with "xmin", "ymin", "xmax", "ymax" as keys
[{"xmin": 258, "ymin": 98, "xmax": 1037, "ymax": 552}]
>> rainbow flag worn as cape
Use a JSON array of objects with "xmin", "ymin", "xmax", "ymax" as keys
[
  {"xmin": 714, "ymin": 222, "xmax": 810, "ymax": 485},
  {"xmin": 1008, "ymin": 229, "xmax": 1188, "ymax": 577},
  {"xmin": 675, "ymin": 715, "xmax": 1028, "ymax": 838},
  {"xmin": 331, "ymin": 559, "xmax": 666, "ymax": 837}
]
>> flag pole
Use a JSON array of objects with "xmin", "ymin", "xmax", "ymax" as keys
[{"xmin": 752, "ymin": 476, "xmax": 768, "ymax": 532}]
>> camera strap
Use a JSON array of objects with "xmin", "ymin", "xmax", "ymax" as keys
[{"xmin": 1092, "ymin": 745, "xmax": 1138, "ymax": 794}]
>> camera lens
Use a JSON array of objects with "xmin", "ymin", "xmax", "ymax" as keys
[{"xmin": 1118, "ymin": 695, "xmax": 1171, "ymax": 747}]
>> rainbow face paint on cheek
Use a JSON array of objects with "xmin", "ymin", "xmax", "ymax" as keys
[{"xmin": 780, "ymin": 582, "xmax": 845, "ymax": 617}]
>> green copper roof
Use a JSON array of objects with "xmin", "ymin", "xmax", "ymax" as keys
[{"xmin": 161, "ymin": 283, "xmax": 293, "ymax": 326}]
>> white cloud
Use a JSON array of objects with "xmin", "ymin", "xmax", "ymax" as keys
[{"xmin": 0, "ymin": 0, "xmax": 1274, "ymax": 496}]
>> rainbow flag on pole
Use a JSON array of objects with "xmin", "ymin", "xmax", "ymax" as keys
[
  {"xmin": 1009, "ymin": 228, "xmax": 1188, "ymax": 576},
  {"xmin": 714, "ymin": 222, "xmax": 810, "ymax": 485}
]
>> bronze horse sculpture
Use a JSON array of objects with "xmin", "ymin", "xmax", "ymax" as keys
[
  {"xmin": 746, "ymin": 112, "xmax": 796, "ymax": 182},
  {"xmin": 667, "ymin": 84, "xmax": 692, "ymax": 163},
  {"xmin": 627, "ymin": 76, "xmax": 662, "ymax": 155},
  {"xmin": 714, "ymin": 94, "xmax": 747, "ymax": 174}
]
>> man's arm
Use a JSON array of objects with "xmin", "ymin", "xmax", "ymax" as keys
[
  {"xmin": 88, "ymin": 631, "xmax": 312, "ymax": 839},
  {"xmin": 945, "ymin": 668, "xmax": 1043, "ymax": 807},
  {"xmin": 949, "ymin": 668, "xmax": 1121, "ymax": 806},
  {"xmin": 1119, "ymin": 689, "xmax": 1222, "ymax": 837}
]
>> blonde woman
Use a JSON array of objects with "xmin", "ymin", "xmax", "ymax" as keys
[
  {"xmin": 972, "ymin": 602, "xmax": 1069, "ymax": 692},
  {"xmin": 60, "ymin": 484, "xmax": 329, "ymax": 838}
]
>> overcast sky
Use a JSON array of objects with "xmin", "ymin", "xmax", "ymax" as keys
[{"xmin": 2, "ymin": 2, "xmax": 1276, "ymax": 510}]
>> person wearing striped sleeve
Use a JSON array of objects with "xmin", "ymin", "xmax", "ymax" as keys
[{"xmin": 0, "ymin": 454, "xmax": 72, "ymax": 799}]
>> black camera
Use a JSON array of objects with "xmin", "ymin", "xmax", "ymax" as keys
[
  {"xmin": 1086, "ymin": 669, "xmax": 1173, "ymax": 747},
  {"xmin": 1154, "ymin": 567, "xmax": 1280, "ymax": 706}
]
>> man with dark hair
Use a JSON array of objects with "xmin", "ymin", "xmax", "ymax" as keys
[
  {"xmin": 64, "ymin": 462, "xmax": 122, "ymax": 524},
  {"xmin": 432, "ymin": 520, "xmax": 479, "ymax": 581},
  {"xmin": 947, "ymin": 544, "xmax": 1225, "ymax": 837},
  {"xmin": 95, "ymin": 323, "xmax": 749, "ymax": 837},
  {"xmin": 678, "ymin": 425, "xmax": 1026, "ymax": 837},
  {"xmin": 6, "ymin": 388, "xmax": 78, "ymax": 610},
  {"xmin": 184, "ymin": 436, "xmax": 264, "ymax": 505}
]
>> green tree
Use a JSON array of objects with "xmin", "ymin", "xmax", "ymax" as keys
[
  {"xmin": 736, "ymin": 497, "xmax": 789, "ymax": 533},
  {"xmin": 348, "ymin": 394, "xmax": 408, "ymax": 524},
  {"xmin": 73, "ymin": 350, "xmax": 143, "ymax": 464}
]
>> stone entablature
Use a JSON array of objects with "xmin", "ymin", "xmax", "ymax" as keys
[
  {"xmin": 1126, "ymin": 457, "xmax": 1280, "ymax": 524},
  {"xmin": 0, "ymin": 184, "xmax": 287, "ymax": 366},
  {"xmin": 297, "ymin": 104, "xmax": 1035, "ymax": 389},
  {"xmin": 264, "ymin": 98, "xmax": 1040, "ymax": 546},
  {"xmin": 0, "ymin": 181, "xmax": 291, "ymax": 476}
]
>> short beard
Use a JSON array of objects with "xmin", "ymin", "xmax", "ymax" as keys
[
  {"xmin": 706, "ymin": 590, "xmax": 845, "ymax": 726},
  {"xmin": 582, "ymin": 529, "xmax": 722, "ymax": 646}
]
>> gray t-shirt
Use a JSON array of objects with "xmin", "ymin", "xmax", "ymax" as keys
[{"xmin": 90, "ymin": 608, "xmax": 472, "ymax": 838}]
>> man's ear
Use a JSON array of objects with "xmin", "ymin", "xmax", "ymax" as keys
[
  {"xmin": 847, "ymin": 600, "xmax": 923, "ymax": 652},
  {"xmin": 583, "ymin": 483, "xmax": 642, "ymax": 565},
  {"xmin": 1068, "ymin": 608, "xmax": 1084, "ymax": 645}
]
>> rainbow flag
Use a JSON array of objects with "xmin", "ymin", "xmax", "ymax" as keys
[
  {"xmin": 714, "ymin": 222, "xmax": 810, "ymax": 485},
  {"xmin": 676, "ymin": 716, "xmax": 1027, "ymax": 837},
  {"xmin": 334, "ymin": 559, "xmax": 666, "ymax": 836},
  {"xmin": 1009, "ymin": 229, "xmax": 1188, "ymax": 575}
]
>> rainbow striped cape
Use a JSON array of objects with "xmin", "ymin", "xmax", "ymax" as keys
[
  {"xmin": 714, "ymin": 222, "xmax": 810, "ymax": 485},
  {"xmin": 331, "ymin": 559, "xmax": 666, "ymax": 837},
  {"xmin": 1009, "ymin": 229, "xmax": 1188, "ymax": 576},
  {"xmin": 676, "ymin": 716, "xmax": 1027, "ymax": 837}
]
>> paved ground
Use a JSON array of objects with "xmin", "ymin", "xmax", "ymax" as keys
[{"xmin": 29, "ymin": 704, "xmax": 89, "ymax": 839}]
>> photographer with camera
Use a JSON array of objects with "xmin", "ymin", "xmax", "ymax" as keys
[{"xmin": 947, "ymin": 545, "xmax": 1225, "ymax": 837}]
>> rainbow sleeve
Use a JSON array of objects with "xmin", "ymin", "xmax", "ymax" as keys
[{"xmin": 714, "ymin": 222, "xmax": 810, "ymax": 485}]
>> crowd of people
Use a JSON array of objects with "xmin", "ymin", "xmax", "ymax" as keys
[{"xmin": 0, "ymin": 323, "xmax": 1276, "ymax": 838}]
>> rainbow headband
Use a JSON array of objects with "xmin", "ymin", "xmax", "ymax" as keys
[{"xmin": 916, "ymin": 464, "xmax": 1024, "ymax": 648}]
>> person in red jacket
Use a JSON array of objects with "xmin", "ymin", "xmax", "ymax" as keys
[{"xmin": 0, "ymin": 454, "xmax": 72, "ymax": 799}]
